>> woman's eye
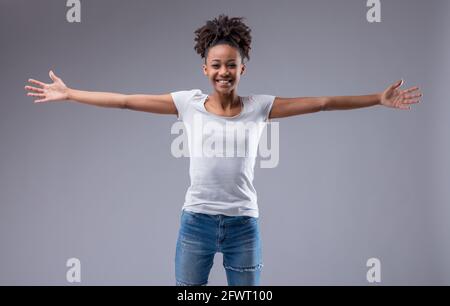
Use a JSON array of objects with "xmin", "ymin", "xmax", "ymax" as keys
[{"xmin": 212, "ymin": 65, "xmax": 236, "ymax": 68}]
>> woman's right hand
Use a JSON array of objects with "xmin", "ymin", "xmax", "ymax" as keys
[{"xmin": 25, "ymin": 70, "xmax": 69, "ymax": 103}]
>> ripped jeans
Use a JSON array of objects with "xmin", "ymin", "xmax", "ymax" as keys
[{"xmin": 175, "ymin": 210, "xmax": 263, "ymax": 286}]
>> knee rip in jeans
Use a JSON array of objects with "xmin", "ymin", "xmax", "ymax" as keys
[
  {"xmin": 176, "ymin": 280, "xmax": 208, "ymax": 286},
  {"xmin": 224, "ymin": 263, "xmax": 264, "ymax": 272}
]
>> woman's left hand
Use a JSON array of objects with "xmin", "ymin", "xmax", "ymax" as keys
[{"xmin": 380, "ymin": 80, "xmax": 422, "ymax": 110}]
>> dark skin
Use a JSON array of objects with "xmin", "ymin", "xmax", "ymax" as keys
[
  {"xmin": 25, "ymin": 44, "xmax": 422, "ymax": 116},
  {"xmin": 202, "ymin": 44, "xmax": 246, "ymax": 117},
  {"xmin": 201, "ymin": 43, "xmax": 423, "ymax": 118}
]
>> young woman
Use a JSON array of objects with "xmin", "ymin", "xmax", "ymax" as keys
[{"xmin": 25, "ymin": 15, "xmax": 422, "ymax": 286}]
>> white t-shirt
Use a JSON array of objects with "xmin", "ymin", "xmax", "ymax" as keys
[{"xmin": 171, "ymin": 89, "xmax": 275, "ymax": 218}]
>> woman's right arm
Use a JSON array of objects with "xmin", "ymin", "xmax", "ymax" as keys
[{"xmin": 25, "ymin": 70, "xmax": 178, "ymax": 115}]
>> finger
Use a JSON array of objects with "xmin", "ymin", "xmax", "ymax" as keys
[
  {"xmin": 49, "ymin": 70, "xmax": 59, "ymax": 82},
  {"xmin": 28, "ymin": 78, "xmax": 47, "ymax": 87},
  {"xmin": 402, "ymin": 87, "xmax": 420, "ymax": 94},
  {"xmin": 392, "ymin": 79, "xmax": 404, "ymax": 89},
  {"xmin": 398, "ymin": 104, "xmax": 411, "ymax": 110},
  {"xmin": 24, "ymin": 85, "xmax": 44, "ymax": 93},
  {"xmin": 404, "ymin": 98, "xmax": 421, "ymax": 104},
  {"xmin": 27, "ymin": 92, "xmax": 46, "ymax": 98},
  {"xmin": 34, "ymin": 98, "xmax": 48, "ymax": 103},
  {"xmin": 405, "ymin": 93, "xmax": 422, "ymax": 99}
]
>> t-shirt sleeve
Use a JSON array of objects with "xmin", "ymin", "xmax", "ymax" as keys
[
  {"xmin": 257, "ymin": 95, "xmax": 276, "ymax": 122},
  {"xmin": 171, "ymin": 90, "xmax": 197, "ymax": 120}
]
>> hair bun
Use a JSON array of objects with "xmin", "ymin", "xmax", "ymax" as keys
[{"xmin": 194, "ymin": 14, "xmax": 252, "ymax": 62}]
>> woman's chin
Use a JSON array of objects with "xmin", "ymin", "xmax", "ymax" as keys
[{"xmin": 214, "ymin": 85, "xmax": 235, "ymax": 92}]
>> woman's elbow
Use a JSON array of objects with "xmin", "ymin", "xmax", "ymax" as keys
[{"xmin": 321, "ymin": 97, "xmax": 331, "ymax": 111}]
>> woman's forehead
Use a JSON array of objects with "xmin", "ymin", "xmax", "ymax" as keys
[{"xmin": 207, "ymin": 45, "xmax": 241, "ymax": 61}]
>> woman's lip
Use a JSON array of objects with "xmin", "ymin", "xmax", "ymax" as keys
[{"xmin": 216, "ymin": 80, "xmax": 232, "ymax": 86}]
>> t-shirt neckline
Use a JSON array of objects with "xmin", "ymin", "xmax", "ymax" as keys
[{"xmin": 202, "ymin": 94, "xmax": 245, "ymax": 119}]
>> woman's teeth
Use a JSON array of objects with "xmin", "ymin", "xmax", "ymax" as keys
[{"xmin": 217, "ymin": 80, "xmax": 232, "ymax": 85}]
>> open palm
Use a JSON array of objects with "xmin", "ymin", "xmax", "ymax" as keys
[
  {"xmin": 25, "ymin": 70, "xmax": 68, "ymax": 103},
  {"xmin": 381, "ymin": 80, "xmax": 422, "ymax": 110}
]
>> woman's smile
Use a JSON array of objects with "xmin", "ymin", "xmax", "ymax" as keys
[{"xmin": 216, "ymin": 79, "xmax": 233, "ymax": 87}]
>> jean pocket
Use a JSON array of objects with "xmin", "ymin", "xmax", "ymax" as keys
[
  {"xmin": 240, "ymin": 216, "xmax": 257, "ymax": 224},
  {"xmin": 182, "ymin": 210, "xmax": 201, "ymax": 225}
]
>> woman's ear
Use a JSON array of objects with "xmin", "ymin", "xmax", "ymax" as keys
[
  {"xmin": 202, "ymin": 64, "xmax": 207, "ymax": 76},
  {"xmin": 240, "ymin": 64, "xmax": 246, "ymax": 76}
]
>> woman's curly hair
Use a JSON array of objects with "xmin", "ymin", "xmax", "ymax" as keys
[{"xmin": 194, "ymin": 14, "xmax": 252, "ymax": 63}]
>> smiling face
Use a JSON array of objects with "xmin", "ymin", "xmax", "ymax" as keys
[{"xmin": 202, "ymin": 44, "xmax": 246, "ymax": 94}]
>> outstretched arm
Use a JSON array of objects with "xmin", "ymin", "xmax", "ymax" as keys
[
  {"xmin": 25, "ymin": 70, "xmax": 178, "ymax": 115},
  {"xmin": 269, "ymin": 80, "xmax": 422, "ymax": 119},
  {"xmin": 324, "ymin": 80, "xmax": 422, "ymax": 111}
]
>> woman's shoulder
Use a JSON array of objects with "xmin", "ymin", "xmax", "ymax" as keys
[
  {"xmin": 246, "ymin": 94, "xmax": 276, "ymax": 106},
  {"xmin": 171, "ymin": 89, "xmax": 206, "ymax": 101},
  {"xmin": 172, "ymin": 88, "xmax": 203, "ymax": 95},
  {"xmin": 246, "ymin": 93, "xmax": 276, "ymax": 99}
]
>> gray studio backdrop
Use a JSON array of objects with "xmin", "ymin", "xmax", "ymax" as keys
[{"xmin": 0, "ymin": 0, "xmax": 449, "ymax": 285}]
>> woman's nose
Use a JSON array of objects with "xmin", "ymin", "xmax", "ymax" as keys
[{"xmin": 219, "ymin": 66, "xmax": 229, "ymax": 75}]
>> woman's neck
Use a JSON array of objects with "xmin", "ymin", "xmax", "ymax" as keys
[{"xmin": 209, "ymin": 90, "xmax": 240, "ymax": 110}]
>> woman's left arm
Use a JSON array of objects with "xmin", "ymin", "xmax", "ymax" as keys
[{"xmin": 269, "ymin": 80, "xmax": 422, "ymax": 119}]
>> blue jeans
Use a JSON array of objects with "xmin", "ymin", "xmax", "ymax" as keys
[{"xmin": 175, "ymin": 210, "xmax": 263, "ymax": 286}]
